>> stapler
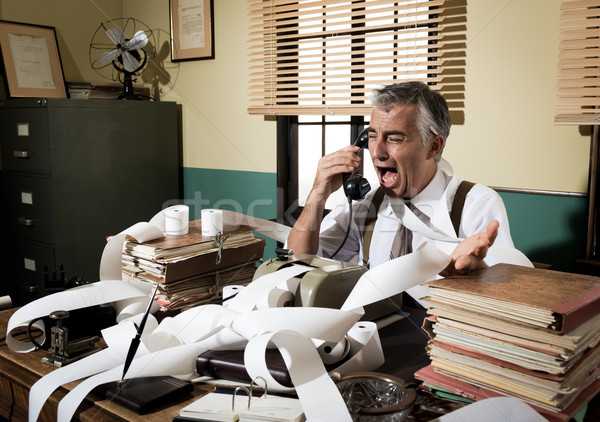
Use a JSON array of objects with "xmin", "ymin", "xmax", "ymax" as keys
[{"xmin": 41, "ymin": 310, "xmax": 102, "ymax": 367}]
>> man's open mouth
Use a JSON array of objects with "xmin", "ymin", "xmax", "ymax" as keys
[{"xmin": 378, "ymin": 167, "xmax": 398, "ymax": 185}]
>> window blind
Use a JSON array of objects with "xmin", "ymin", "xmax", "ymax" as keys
[
  {"xmin": 556, "ymin": 0, "xmax": 600, "ymax": 125},
  {"xmin": 247, "ymin": 0, "xmax": 446, "ymax": 116}
]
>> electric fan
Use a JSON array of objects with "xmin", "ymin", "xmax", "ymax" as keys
[{"xmin": 89, "ymin": 18, "xmax": 155, "ymax": 100}]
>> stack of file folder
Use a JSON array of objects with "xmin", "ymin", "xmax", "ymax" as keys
[
  {"xmin": 121, "ymin": 219, "xmax": 265, "ymax": 310},
  {"xmin": 416, "ymin": 263, "xmax": 600, "ymax": 422}
]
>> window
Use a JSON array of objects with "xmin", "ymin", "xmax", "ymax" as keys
[{"xmin": 277, "ymin": 115, "xmax": 372, "ymax": 223}]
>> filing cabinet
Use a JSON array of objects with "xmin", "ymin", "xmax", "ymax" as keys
[{"xmin": 0, "ymin": 98, "xmax": 181, "ymax": 305}]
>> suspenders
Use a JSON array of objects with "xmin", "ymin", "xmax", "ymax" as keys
[{"xmin": 361, "ymin": 181, "xmax": 475, "ymax": 267}]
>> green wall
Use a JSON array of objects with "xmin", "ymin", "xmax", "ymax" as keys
[
  {"xmin": 499, "ymin": 191, "xmax": 588, "ymax": 273},
  {"xmin": 183, "ymin": 168, "xmax": 589, "ymax": 272}
]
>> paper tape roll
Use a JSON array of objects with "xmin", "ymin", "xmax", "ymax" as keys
[
  {"xmin": 164, "ymin": 205, "xmax": 189, "ymax": 235},
  {"xmin": 0, "ymin": 295, "xmax": 12, "ymax": 311},
  {"xmin": 256, "ymin": 288, "xmax": 295, "ymax": 310},
  {"xmin": 202, "ymin": 209, "xmax": 224, "ymax": 236},
  {"xmin": 317, "ymin": 337, "xmax": 350, "ymax": 365}
]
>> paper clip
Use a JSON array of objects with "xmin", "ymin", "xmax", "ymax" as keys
[
  {"xmin": 250, "ymin": 376, "xmax": 268, "ymax": 399},
  {"xmin": 232, "ymin": 386, "xmax": 251, "ymax": 411},
  {"xmin": 213, "ymin": 231, "xmax": 230, "ymax": 265}
]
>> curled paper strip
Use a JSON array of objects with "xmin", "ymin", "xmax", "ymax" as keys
[
  {"xmin": 244, "ymin": 330, "xmax": 353, "ymax": 421},
  {"xmin": 221, "ymin": 209, "xmax": 291, "ymax": 244},
  {"xmin": 99, "ymin": 222, "xmax": 164, "ymax": 281},
  {"xmin": 6, "ymin": 280, "xmax": 150, "ymax": 353},
  {"xmin": 342, "ymin": 242, "xmax": 451, "ymax": 311}
]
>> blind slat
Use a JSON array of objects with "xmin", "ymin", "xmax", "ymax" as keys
[
  {"xmin": 558, "ymin": 47, "xmax": 600, "ymax": 58},
  {"xmin": 561, "ymin": 0, "xmax": 600, "ymax": 10},
  {"xmin": 558, "ymin": 87, "xmax": 600, "ymax": 96},
  {"xmin": 558, "ymin": 77, "xmax": 600, "ymax": 87}
]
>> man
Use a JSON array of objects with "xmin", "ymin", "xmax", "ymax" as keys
[{"xmin": 287, "ymin": 82, "xmax": 521, "ymax": 305}]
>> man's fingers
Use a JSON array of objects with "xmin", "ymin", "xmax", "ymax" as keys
[{"xmin": 486, "ymin": 220, "xmax": 499, "ymax": 245}]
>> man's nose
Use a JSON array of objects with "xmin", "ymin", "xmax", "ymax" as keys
[{"xmin": 370, "ymin": 136, "xmax": 387, "ymax": 160}]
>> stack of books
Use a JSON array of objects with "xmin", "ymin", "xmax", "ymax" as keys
[
  {"xmin": 122, "ymin": 219, "xmax": 265, "ymax": 310},
  {"xmin": 416, "ymin": 263, "xmax": 600, "ymax": 422}
]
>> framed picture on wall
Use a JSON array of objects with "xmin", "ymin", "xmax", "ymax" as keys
[
  {"xmin": 0, "ymin": 20, "xmax": 67, "ymax": 98},
  {"xmin": 170, "ymin": 0, "xmax": 215, "ymax": 61}
]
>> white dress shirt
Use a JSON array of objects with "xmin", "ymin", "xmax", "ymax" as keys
[{"xmin": 317, "ymin": 159, "xmax": 517, "ymax": 304}]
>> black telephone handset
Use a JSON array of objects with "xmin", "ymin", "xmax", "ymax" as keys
[{"xmin": 343, "ymin": 128, "xmax": 371, "ymax": 201}]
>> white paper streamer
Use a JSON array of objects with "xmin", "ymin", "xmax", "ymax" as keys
[
  {"xmin": 99, "ymin": 222, "xmax": 164, "ymax": 281},
  {"xmin": 226, "ymin": 265, "xmax": 310, "ymax": 313},
  {"xmin": 221, "ymin": 209, "xmax": 291, "ymax": 244},
  {"xmin": 342, "ymin": 242, "xmax": 451, "ymax": 311},
  {"xmin": 244, "ymin": 330, "xmax": 352, "ymax": 421},
  {"xmin": 201, "ymin": 209, "xmax": 224, "ymax": 236},
  {"xmin": 6, "ymin": 280, "xmax": 149, "ymax": 353}
]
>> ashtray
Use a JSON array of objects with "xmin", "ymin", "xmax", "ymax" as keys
[{"xmin": 334, "ymin": 372, "xmax": 417, "ymax": 421}]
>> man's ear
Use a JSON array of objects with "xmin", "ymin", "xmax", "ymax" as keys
[{"xmin": 427, "ymin": 136, "xmax": 444, "ymax": 160}]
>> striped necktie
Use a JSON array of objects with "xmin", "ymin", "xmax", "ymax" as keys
[{"xmin": 390, "ymin": 202, "xmax": 431, "ymax": 259}]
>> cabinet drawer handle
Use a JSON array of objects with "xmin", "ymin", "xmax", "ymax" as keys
[
  {"xmin": 13, "ymin": 150, "xmax": 31, "ymax": 159},
  {"xmin": 18, "ymin": 217, "xmax": 38, "ymax": 227}
]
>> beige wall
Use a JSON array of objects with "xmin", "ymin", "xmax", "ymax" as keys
[
  {"xmin": 444, "ymin": 0, "xmax": 589, "ymax": 194},
  {"xmin": 0, "ymin": 0, "xmax": 590, "ymax": 193}
]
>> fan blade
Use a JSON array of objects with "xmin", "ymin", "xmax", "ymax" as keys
[
  {"xmin": 106, "ymin": 27, "xmax": 125, "ymax": 45},
  {"xmin": 121, "ymin": 50, "xmax": 141, "ymax": 73},
  {"xmin": 95, "ymin": 49, "xmax": 121, "ymax": 68},
  {"xmin": 127, "ymin": 30, "xmax": 148, "ymax": 51}
]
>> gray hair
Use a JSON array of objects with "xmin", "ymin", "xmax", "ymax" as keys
[{"xmin": 370, "ymin": 82, "xmax": 451, "ymax": 161}]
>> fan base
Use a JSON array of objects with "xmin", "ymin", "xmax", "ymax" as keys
[{"xmin": 118, "ymin": 93, "xmax": 144, "ymax": 101}]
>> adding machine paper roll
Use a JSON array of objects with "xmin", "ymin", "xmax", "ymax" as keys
[
  {"xmin": 201, "ymin": 209, "xmax": 224, "ymax": 236},
  {"xmin": 164, "ymin": 205, "xmax": 189, "ymax": 235},
  {"xmin": 256, "ymin": 288, "xmax": 295, "ymax": 310}
]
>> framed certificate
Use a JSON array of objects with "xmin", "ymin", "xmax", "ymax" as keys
[
  {"xmin": 170, "ymin": 0, "xmax": 215, "ymax": 61},
  {"xmin": 0, "ymin": 20, "xmax": 67, "ymax": 98}
]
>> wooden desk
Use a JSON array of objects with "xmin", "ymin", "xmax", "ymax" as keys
[{"xmin": 0, "ymin": 308, "xmax": 211, "ymax": 421}]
